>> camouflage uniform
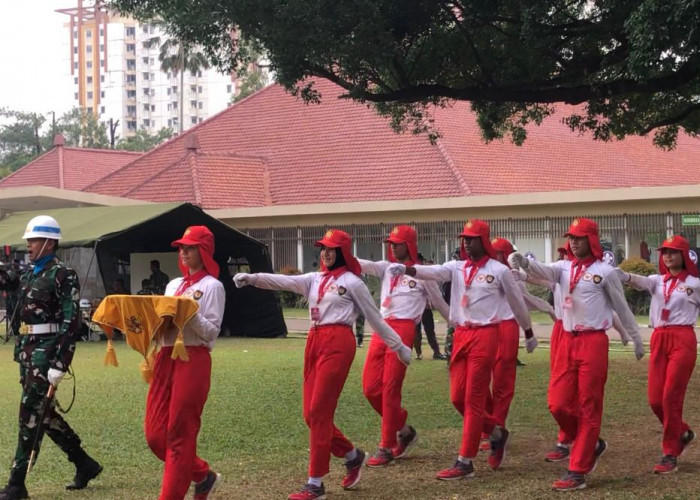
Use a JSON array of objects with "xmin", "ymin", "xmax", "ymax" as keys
[{"xmin": 0, "ymin": 257, "xmax": 101, "ymax": 497}]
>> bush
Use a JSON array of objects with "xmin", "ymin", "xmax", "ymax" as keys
[
  {"xmin": 619, "ymin": 257, "xmax": 657, "ymax": 315},
  {"xmin": 277, "ymin": 266, "xmax": 305, "ymax": 308}
]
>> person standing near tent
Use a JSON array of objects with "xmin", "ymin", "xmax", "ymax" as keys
[
  {"xmin": 234, "ymin": 229, "xmax": 412, "ymax": 500},
  {"xmin": 150, "ymin": 260, "xmax": 170, "ymax": 295},
  {"xmin": 356, "ymin": 226, "xmax": 450, "ymax": 468},
  {"xmin": 509, "ymin": 217, "xmax": 644, "ymax": 491},
  {"xmin": 617, "ymin": 235, "xmax": 699, "ymax": 474},
  {"xmin": 387, "ymin": 220, "xmax": 534, "ymax": 482},
  {"xmin": 0, "ymin": 215, "xmax": 102, "ymax": 500},
  {"xmin": 145, "ymin": 225, "xmax": 225, "ymax": 500}
]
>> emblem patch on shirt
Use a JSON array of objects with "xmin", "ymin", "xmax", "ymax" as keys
[
  {"xmin": 409, "ymin": 280, "xmax": 417, "ymax": 288},
  {"xmin": 583, "ymin": 273, "xmax": 593, "ymax": 281},
  {"xmin": 486, "ymin": 275, "xmax": 495, "ymax": 283},
  {"xmin": 593, "ymin": 275, "xmax": 602, "ymax": 284},
  {"xmin": 401, "ymin": 278, "xmax": 409, "ymax": 286},
  {"xmin": 687, "ymin": 288, "xmax": 694, "ymax": 296},
  {"xmin": 338, "ymin": 286, "xmax": 347, "ymax": 296},
  {"xmin": 193, "ymin": 290, "xmax": 203, "ymax": 300},
  {"xmin": 476, "ymin": 274, "xmax": 486, "ymax": 283}
]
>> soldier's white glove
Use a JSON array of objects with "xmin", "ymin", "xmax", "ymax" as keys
[
  {"xmin": 395, "ymin": 344, "xmax": 412, "ymax": 366},
  {"xmin": 48, "ymin": 368, "xmax": 66, "ymax": 387},
  {"xmin": 634, "ymin": 339, "xmax": 645, "ymax": 360},
  {"xmin": 233, "ymin": 273, "xmax": 258, "ymax": 288},
  {"xmin": 387, "ymin": 263, "xmax": 406, "ymax": 277},
  {"xmin": 508, "ymin": 252, "xmax": 529, "ymax": 270},
  {"xmin": 525, "ymin": 335, "xmax": 538, "ymax": 353},
  {"xmin": 614, "ymin": 267, "xmax": 630, "ymax": 283}
]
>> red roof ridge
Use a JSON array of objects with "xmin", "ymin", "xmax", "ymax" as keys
[
  {"xmin": 122, "ymin": 151, "xmax": 191, "ymax": 198},
  {"xmin": 189, "ymin": 152, "xmax": 203, "ymax": 206},
  {"xmin": 58, "ymin": 143, "xmax": 65, "ymax": 189},
  {"xmin": 61, "ymin": 146, "xmax": 143, "ymax": 156},
  {"xmin": 0, "ymin": 149, "xmax": 57, "ymax": 186},
  {"xmin": 429, "ymin": 119, "xmax": 472, "ymax": 196},
  {"xmin": 194, "ymin": 150, "xmax": 270, "ymax": 162}
]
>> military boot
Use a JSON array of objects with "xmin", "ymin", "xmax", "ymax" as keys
[
  {"xmin": 66, "ymin": 449, "xmax": 103, "ymax": 490},
  {"xmin": 0, "ymin": 468, "xmax": 29, "ymax": 500}
]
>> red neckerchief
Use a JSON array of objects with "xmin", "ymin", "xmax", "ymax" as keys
[
  {"xmin": 663, "ymin": 271, "xmax": 688, "ymax": 303},
  {"xmin": 462, "ymin": 255, "xmax": 489, "ymax": 288},
  {"xmin": 174, "ymin": 268, "xmax": 209, "ymax": 296},
  {"xmin": 569, "ymin": 256, "xmax": 596, "ymax": 294},
  {"xmin": 317, "ymin": 266, "xmax": 348, "ymax": 304},
  {"xmin": 390, "ymin": 259, "xmax": 415, "ymax": 293}
]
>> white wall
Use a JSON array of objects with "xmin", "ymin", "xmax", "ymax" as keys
[{"xmin": 129, "ymin": 252, "xmax": 180, "ymax": 293}]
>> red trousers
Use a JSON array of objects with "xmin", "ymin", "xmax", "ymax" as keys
[
  {"xmin": 549, "ymin": 320, "xmax": 571, "ymax": 445},
  {"xmin": 648, "ymin": 326, "xmax": 697, "ymax": 457},
  {"xmin": 450, "ymin": 325, "xmax": 498, "ymax": 458},
  {"xmin": 145, "ymin": 346, "xmax": 211, "ymax": 500},
  {"xmin": 548, "ymin": 330, "xmax": 608, "ymax": 474},
  {"xmin": 303, "ymin": 325, "xmax": 356, "ymax": 477},
  {"xmin": 483, "ymin": 319, "xmax": 520, "ymax": 433},
  {"xmin": 362, "ymin": 319, "xmax": 416, "ymax": 448}
]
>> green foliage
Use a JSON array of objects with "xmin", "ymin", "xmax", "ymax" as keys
[
  {"xmin": 116, "ymin": 127, "xmax": 174, "ymax": 151},
  {"xmin": 0, "ymin": 108, "xmax": 52, "ymax": 172},
  {"xmin": 619, "ymin": 257, "xmax": 657, "ymax": 315},
  {"xmin": 110, "ymin": 0, "xmax": 700, "ymax": 148},
  {"xmin": 57, "ymin": 108, "xmax": 109, "ymax": 149},
  {"xmin": 277, "ymin": 266, "xmax": 305, "ymax": 308}
]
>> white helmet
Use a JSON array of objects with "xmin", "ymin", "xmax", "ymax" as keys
[{"xmin": 22, "ymin": 215, "xmax": 62, "ymax": 240}]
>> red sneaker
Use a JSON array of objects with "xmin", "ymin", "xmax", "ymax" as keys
[
  {"xmin": 653, "ymin": 455, "xmax": 678, "ymax": 475},
  {"xmin": 479, "ymin": 439, "xmax": 491, "ymax": 452},
  {"xmin": 544, "ymin": 444, "xmax": 570, "ymax": 462},
  {"xmin": 341, "ymin": 448, "xmax": 367, "ymax": 490},
  {"xmin": 287, "ymin": 483, "xmax": 326, "ymax": 500},
  {"xmin": 392, "ymin": 426, "xmax": 418, "ymax": 459},
  {"xmin": 367, "ymin": 448, "xmax": 394, "ymax": 468},
  {"xmin": 487, "ymin": 427, "xmax": 509, "ymax": 470},
  {"xmin": 436, "ymin": 460, "xmax": 475, "ymax": 480},
  {"xmin": 552, "ymin": 471, "xmax": 586, "ymax": 491},
  {"xmin": 194, "ymin": 470, "xmax": 220, "ymax": 500}
]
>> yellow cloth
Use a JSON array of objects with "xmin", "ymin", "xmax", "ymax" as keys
[{"xmin": 91, "ymin": 295, "xmax": 199, "ymax": 381}]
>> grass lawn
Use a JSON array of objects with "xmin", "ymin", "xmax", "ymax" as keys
[{"xmin": 1, "ymin": 338, "xmax": 699, "ymax": 499}]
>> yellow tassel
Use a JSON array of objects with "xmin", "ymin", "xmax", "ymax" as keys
[
  {"xmin": 171, "ymin": 332, "xmax": 189, "ymax": 361},
  {"xmin": 140, "ymin": 358, "xmax": 154, "ymax": 384},
  {"xmin": 104, "ymin": 339, "xmax": 119, "ymax": 367}
]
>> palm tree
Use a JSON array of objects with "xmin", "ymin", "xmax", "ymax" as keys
[{"xmin": 146, "ymin": 23, "xmax": 211, "ymax": 134}]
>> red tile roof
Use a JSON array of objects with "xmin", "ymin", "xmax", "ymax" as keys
[
  {"xmin": 0, "ymin": 146, "xmax": 142, "ymax": 191},
  {"xmin": 84, "ymin": 79, "xmax": 700, "ymax": 208}
]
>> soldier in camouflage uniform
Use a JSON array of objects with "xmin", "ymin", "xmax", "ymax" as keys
[{"xmin": 0, "ymin": 216, "xmax": 102, "ymax": 500}]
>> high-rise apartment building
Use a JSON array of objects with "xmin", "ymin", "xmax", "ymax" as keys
[{"xmin": 58, "ymin": 1, "xmax": 236, "ymax": 140}]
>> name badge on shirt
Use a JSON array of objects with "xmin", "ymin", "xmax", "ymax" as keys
[
  {"xmin": 461, "ymin": 295, "xmax": 469, "ymax": 308},
  {"xmin": 311, "ymin": 307, "xmax": 321, "ymax": 322},
  {"xmin": 563, "ymin": 296, "xmax": 573, "ymax": 309},
  {"xmin": 382, "ymin": 297, "xmax": 392, "ymax": 308},
  {"xmin": 661, "ymin": 308, "xmax": 670, "ymax": 322}
]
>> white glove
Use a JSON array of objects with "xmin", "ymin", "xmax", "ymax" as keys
[
  {"xmin": 47, "ymin": 368, "xmax": 66, "ymax": 387},
  {"xmin": 634, "ymin": 339, "xmax": 645, "ymax": 360},
  {"xmin": 233, "ymin": 273, "xmax": 258, "ymax": 288},
  {"xmin": 387, "ymin": 263, "xmax": 406, "ymax": 277},
  {"xmin": 395, "ymin": 345, "xmax": 412, "ymax": 366},
  {"xmin": 508, "ymin": 252, "xmax": 528, "ymax": 270},
  {"xmin": 525, "ymin": 336, "xmax": 538, "ymax": 353},
  {"xmin": 614, "ymin": 267, "xmax": 630, "ymax": 283},
  {"xmin": 617, "ymin": 328, "xmax": 631, "ymax": 346}
]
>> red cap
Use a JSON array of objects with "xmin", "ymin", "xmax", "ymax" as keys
[
  {"xmin": 563, "ymin": 218, "xmax": 603, "ymax": 260},
  {"xmin": 314, "ymin": 229, "xmax": 361, "ymax": 276},
  {"xmin": 171, "ymin": 225, "xmax": 220, "ymax": 277},
  {"xmin": 458, "ymin": 219, "xmax": 496, "ymax": 260},
  {"xmin": 658, "ymin": 235, "xmax": 698, "ymax": 277},
  {"xmin": 386, "ymin": 225, "xmax": 419, "ymax": 265},
  {"xmin": 491, "ymin": 237, "xmax": 514, "ymax": 266}
]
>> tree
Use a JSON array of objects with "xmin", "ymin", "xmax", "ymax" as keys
[
  {"xmin": 116, "ymin": 127, "xmax": 174, "ymax": 151},
  {"xmin": 0, "ymin": 108, "xmax": 51, "ymax": 171},
  {"xmin": 231, "ymin": 42, "xmax": 269, "ymax": 103},
  {"xmin": 146, "ymin": 22, "xmax": 211, "ymax": 133},
  {"xmin": 57, "ymin": 108, "xmax": 109, "ymax": 149},
  {"xmin": 111, "ymin": 0, "xmax": 700, "ymax": 148}
]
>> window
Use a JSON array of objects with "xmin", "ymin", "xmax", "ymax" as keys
[
  {"xmin": 73, "ymin": 30, "xmax": 78, "ymax": 39},
  {"xmin": 198, "ymin": 86, "xmax": 203, "ymax": 93},
  {"xmin": 87, "ymin": 107, "xmax": 93, "ymax": 113},
  {"xmin": 197, "ymin": 71, "xmax": 202, "ymax": 77},
  {"xmin": 74, "ymin": 92, "xmax": 78, "ymax": 100},
  {"xmin": 127, "ymin": 90, "xmax": 136, "ymax": 98},
  {"xmin": 143, "ymin": 104, "xmax": 149, "ymax": 111},
  {"xmin": 87, "ymin": 61, "xmax": 92, "ymax": 69},
  {"xmin": 150, "ymin": 58, "xmax": 154, "ymax": 65},
  {"xmin": 126, "ymin": 27, "xmax": 135, "ymax": 37},
  {"xmin": 143, "ymin": 119, "xmax": 150, "ymax": 127},
  {"xmin": 226, "ymin": 84, "xmax": 232, "ymax": 93},
  {"xmin": 199, "ymin": 118, "xmax": 203, "ymax": 123},
  {"xmin": 100, "ymin": 106, "xmax": 105, "ymax": 114},
  {"xmin": 172, "ymin": 102, "xmax": 178, "ymax": 109},
  {"xmin": 101, "ymin": 91, "xmax": 105, "ymax": 98},
  {"xmin": 150, "ymin": 89, "xmax": 155, "ymax": 96},
  {"xmin": 126, "ymin": 44, "xmax": 135, "ymax": 53},
  {"xmin": 99, "ymin": 28, "xmax": 104, "ymax": 37},
  {"xmin": 74, "ymin": 77, "xmax": 78, "ymax": 84},
  {"xmin": 100, "ymin": 44, "xmax": 104, "ymax": 52},
  {"xmin": 142, "ymin": 25, "xmax": 149, "ymax": 34},
  {"xmin": 167, "ymin": 103, "xmax": 171, "ymax": 111},
  {"xmin": 126, "ymin": 74, "xmax": 136, "ymax": 83},
  {"xmin": 143, "ymin": 88, "xmax": 150, "ymax": 96},
  {"xmin": 127, "ymin": 121, "xmax": 136, "ymax": 130},
  {"xmin": 86, "ymin": 45, "xmax": 92, "ymax": 53},
  {"xmin": 87, "ymin": 91, "xmax": 93, "ymax": 99},
  {"xmin": 190, "ymin": 70, "xmax": 196, "ymax": 77},
  {"xmin": 198, "ymin": 101, "xmax": 203, "ymax": 110},
  {"xmin": 86, "ymin": 29, "xmax": 92, "ymax": 38},
  {"xmin": 143, "ymin": 73, "xmax": 149, "ymax": 80},
  {"xmin": 172, "ymin": 85, "xmax": 178, "ymax": 93},
  {"xmin": 190, "ymin": 100, "xmax": 197, "ymax": 108},
  {"xmin": 191, "ymin": 117, "xmax": 198, "ymax": 124},
  {"xmin": 167, "ymin": 88, "xmax": 171, "ymax": 95},
  {"xmin": 127, "ymin": 59, "xmax": 136, "ymax": 70},
  {"xmin": 167, "ymin": 119, "xmax": 172, "ymax": 127},
  {"xmin": 142, "ymin": 57, "xmax": 148, "ymax": 64},
  {"xmin": 87, "ymin": 76, "xmax": 92, "ymax": 84},
  {"xmin": 73, "ymin": 47, "xmax": 78, "ymax": 54},
  {"xmin": 100, "ymin": 75, "xmax": 105, "ymax": 83},
  {"xmin": 167, "ymin": 72, "xmax": 171, "ymax": 79},
  {"xmin": 190, "ymin": 85, "xmax": 196, "ymax": 92},
  {"xmin": 73, "ymin": 62, "xmax": 78, "ymax": 70},
  {"xmin": 151, "ymin": 105, "xmax": 155, "ymax": 111},
  {"xmin": 100, "ymin": 60, "xmax": 104, "ymax": 67}
]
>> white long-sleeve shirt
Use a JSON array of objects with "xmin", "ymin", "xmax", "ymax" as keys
[
  {"xmin": 412, "ymin": 259, "xmax": 532, "ymax": 330},
  {"xmin": 358, "ymin": 259, "xmax": 450, "ymax": 323},
  {"xmin": 501, "ymin": 269, "xmax": 556, "ymax": 321},
  {"xmin": 253, "ymin": 271, "xmax": 405, "ymax": 352},
  {"xmin": 626, "ymin": 273, "xmax": 700, "ymax": 328},
  {"xmin": 526, "ymin": 260, "xmax": 640, "ymax": 342},
  {"xmin": 162, "ymin": 275, "xmax": 225, "ymax": 350}
]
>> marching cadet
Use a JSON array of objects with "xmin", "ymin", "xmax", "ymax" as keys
[
  {"xmin": 0, "ymin": 216, "xmax": 102, "ymax": 500},
  {"xmin": 234, "ymin": 229, "xmax": 411, "ymax": 500},
  {"xmin": 388, "ymin": 220, "xmax": 534, "ymax": 482},
  {"xmin": 357, "ymin": 226, "xmax": 450, "ymax": 467},
  {"xmin": 617, "ymin": 235, "xmax": 699, "ymax": 474},
  {"xmin": 509, "ymin": 217, "xmax": 644, "ymax": 491}
]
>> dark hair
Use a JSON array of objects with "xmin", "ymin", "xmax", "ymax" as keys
[
  {"xmin": 328, "ymin": 248, "xmax": 346, "ymax": 270},
  {"xmin": 141, "ymin": 279, "xmax": 150, "ymax": 287},
  {"xmin": 150, "ymin": 260, "xmax": 160, "ymax": 267}
]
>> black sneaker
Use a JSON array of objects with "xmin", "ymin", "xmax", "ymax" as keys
[
  {"xmin": 488, "ymin": 427, "xmax": 510, "ymax": 470},
  {"xmin": 516, "ymin": 358, "xmax": 526, "ymax": 367},
  {"xmin": 552, "ymin": 471, "xmax": 586, "ymax": 491},
  {"xmin": 393, "ymin": 426, "xmax": 419, "ymax": 459},
  {"xmin": 545, "ymin": 444, "xmax": 571, "ymax": 462},
  {"xmin": 194, "ymin": 470, "xmax": 221, "ymax": 499},
  {"xmin": 342, "ymin": 448, "xmax": 367, "ymax": 490},
  {"xmin": 680, "ymin": 429, "xmax": 695, "ymax": 457},
  {"xmin": 432, "ymin": 353, "xmax": 447, "ymax": 360},
  {"xmin": 0, "ymin": 483, "xmax": 29, "ymax": 500},
  {"xmin": 653, "ymin": 455, "xmax": 678, "ymax": 475},
  {"xmin": 590, "ymin": 438, "xmax": 607, "ymax": 473}
]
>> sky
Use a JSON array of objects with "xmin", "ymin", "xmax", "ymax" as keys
[{"xmin": 0, "ymin": 1, "xmax": 76, "ymax": 117}]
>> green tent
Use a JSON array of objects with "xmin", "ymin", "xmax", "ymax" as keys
[{"xmin": 0, "ymin": 203, "xmax": 286, "ymax": 338}]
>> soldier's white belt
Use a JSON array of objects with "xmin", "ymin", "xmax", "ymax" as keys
[{"xmin": 19, "ymin": 323, "xmax": 60, "ymax": 335}]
